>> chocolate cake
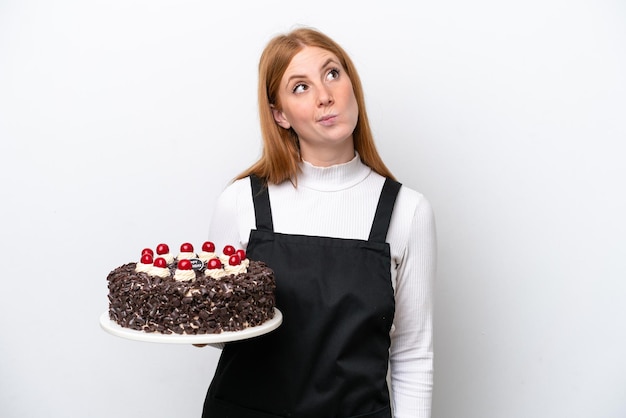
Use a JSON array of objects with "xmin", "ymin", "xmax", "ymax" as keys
[{"xmin": 107, "ymin": 242, "xmax": 276, "ymax": 335}]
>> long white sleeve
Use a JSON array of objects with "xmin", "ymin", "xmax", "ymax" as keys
[
  {"xmin": 207, "ymin": 154, "xmax": 436, "ymax": 418},
  {"xmin": 388, "ymin": 194, "xmax": 436, "ymax": 418}
]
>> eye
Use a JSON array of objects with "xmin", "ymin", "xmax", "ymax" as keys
[
  {"xmin": 292, "ymin": 83, "xmax": 308, "ymax": 94},
  {"xmin": 325, "ymin": 68, "xmax": 340, "ymax": 81}
]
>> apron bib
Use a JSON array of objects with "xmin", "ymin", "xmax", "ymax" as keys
[{"xmin": 203, "ymin": 176, "xmax": 401, "ymax": 418}]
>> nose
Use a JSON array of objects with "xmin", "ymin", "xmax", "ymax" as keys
[{"xmin": 317, "ymin": 85, "xmax": 333, "ymax": 106}]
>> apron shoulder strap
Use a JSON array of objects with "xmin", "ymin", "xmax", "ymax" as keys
[
  {"xmin": 368, "ymin": 178, "xmax": 402, "ymax": 243},
  {"xmin": 250, "ymin": 175, "xmax": 274, "ymax": 232}
]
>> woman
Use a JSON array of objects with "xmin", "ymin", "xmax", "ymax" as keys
[{"xmin": 202, "ymin": 27, "xmax": 436, "ymax": 418}]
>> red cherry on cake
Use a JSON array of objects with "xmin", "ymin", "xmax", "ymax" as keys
[
  {"xmin": 223, "ymin": 245, "xmax": 236, "ymax": 256},
  {"xmin": 207, "ymin": 258, "xmax": 221, "ymax": 269},
  {"xmin": 202, "ymin": 241, "xmax": 216, "ymax": 252},
  {"xmin": 229, "ymin": 254, "xmax": 241, "ymax": 266},
  {"xmin": 180, "ymin": 242, "xmax": 194, "ymax": 253},
  {"xmin": 178, "ymin": 259, "xmax": 192, "ymax": 270},
  {"xmin": 236, "ymin": 249, "xmax": 246, "ymax": 261},
  {"xmin": 153, "ymin": 257, "xmax": 167, "ymax": 268},
  {"xmin": 141, "ymin": 248, "xmax": 154, "ymax": 256},
  {"xmin": 140, "ymin": 253, "xmax": 153, "ymax": 264},
  {"xmin": 156, "ymin": 243, "xmax": 170, "ymax": 255}
]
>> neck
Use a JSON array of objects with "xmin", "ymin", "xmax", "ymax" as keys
[
  {"xmin": 297, "ymin": 152, "xmax": 370, "ymax": 191},
  {"xmin": 298, "ymin": 141, "xmax": 355, "ymax": 167}
]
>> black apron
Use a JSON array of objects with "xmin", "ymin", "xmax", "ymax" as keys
[{"xmin": 203, "ymin": 175, "xmax": 401, "ymax": 418}]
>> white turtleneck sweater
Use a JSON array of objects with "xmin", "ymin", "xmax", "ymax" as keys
[{"xmin": 208, "ymin": 154, "xmax": 436, "ymax": 418}]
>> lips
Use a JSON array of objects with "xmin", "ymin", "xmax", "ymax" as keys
[{"xmin": 317, "ymin": 114, "xmax": 338, "ymax": 125}]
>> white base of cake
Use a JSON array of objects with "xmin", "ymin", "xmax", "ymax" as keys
[{"xmin": 99, "ymin": 309, "xmax": 282, "ymax": 344}]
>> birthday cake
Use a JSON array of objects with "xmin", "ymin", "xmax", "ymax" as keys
[{"xmin": 106, "ymin": 242, "xmax": 276, "ymax": 335}]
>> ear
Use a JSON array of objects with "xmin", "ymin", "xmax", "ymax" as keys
[{"xmin": 271, "ymin": 106, "xmax": 291, "ymax": 129}]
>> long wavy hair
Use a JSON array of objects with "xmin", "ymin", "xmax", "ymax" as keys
[{"xmin": 236, "ymin": 27, "xmax": 395, "ymax": 184}]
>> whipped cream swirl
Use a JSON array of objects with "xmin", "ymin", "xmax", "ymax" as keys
[
  {"xmin": 198, "ymin": 251, "xmax": 216, "ymax": 262},
  {"xmin": 174, "ymin": 269, "xmax": 196, "ymax": 282},
  {"xmin": 205, "ymin": 268, "xmax": 227, "ymax": 279},
  {"xmin": 135, "ymin": 262, "xmax": 152, "ymax": 273},
  {"xmin": 157, "ymin": 253, "xmax": 175, "ymax": 264},
  {"xmin": 225, "ymin": 263, "xmax": 247, "ymax": 275},
  {"xmin": 177, "ymin": 251, "xmax": 197, "ymax": 260},
  {"xmin": 150, "ymin": 266, "xmax": 170, "ymax": 278}
]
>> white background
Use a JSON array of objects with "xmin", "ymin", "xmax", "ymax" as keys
[{"xmin": 1, "ymin": 1, "xmax": 625, "ymax": 417}]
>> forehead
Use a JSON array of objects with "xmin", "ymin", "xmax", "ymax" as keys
[{"xmin": 283, "ymin": 46, "xmax": 341, "ymax": 77}]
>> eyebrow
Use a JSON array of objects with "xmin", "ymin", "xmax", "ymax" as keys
[{"xmin": 285, "ymin": 57, "xmax": 339, "ymax": 86}]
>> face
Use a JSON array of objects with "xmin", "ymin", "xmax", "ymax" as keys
[{"xmin": 272, "ymin": 46, "xmax": 359, "ymax": 166}]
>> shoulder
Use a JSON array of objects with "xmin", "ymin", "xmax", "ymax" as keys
[
  {"xmin": 387, "ymin": 181, "xmax": 436, "ymax": 257},
  {"xmin": 212, "ymin": 177, "xmax": 255, "ymax": 223},
  {"xmin": 219, "ymin": 177, "xmax": 252, "ymax": 198},
  {"xmin": 369, "ymin": 171, "xmax": 433, "ymax": 221},
  {"xmin": 364, "ymin": 172, "xmax": 434, "ymax": 226},
  {"xmin": 209, "ymin": 177, "xmax": 256, "ymax": 249},
  {"xmin": 215, "ymin": 177, "xmax": 252, "ymax": 206},
  {"xmin": 396, "ymin": 183, "xmax": 434, "ymax": 222}
]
